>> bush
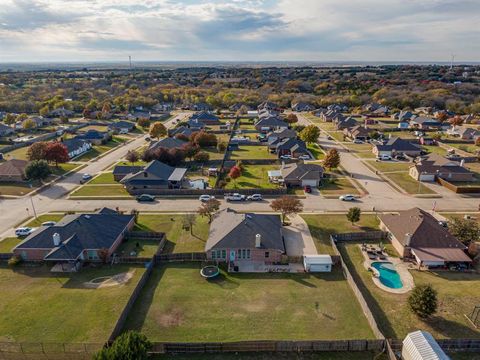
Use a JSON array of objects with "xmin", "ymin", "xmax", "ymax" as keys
[
  {"xmin": 8, "ymin": 255, "xmax": 22, "ymax": 267},
  {"xmin": 408, "ymin": 284, "xmax": 437, "ymax": 318},
  {"xmin": 94, "ymin": 331, "xmax": 151, "ymax": 360}
]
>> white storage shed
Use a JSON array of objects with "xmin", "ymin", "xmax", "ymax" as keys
[
  {"xmin": 303, "ymin": 255, "xmax": 332, "ymax": 272},
  {"xmin": 402, "ymin": 330, "xmax": 449, "ymax": 360}
]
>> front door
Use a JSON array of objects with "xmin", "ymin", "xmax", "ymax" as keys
[{"xmin": 229, "ymin": 250, "xmax": 236, "ymax": 262}]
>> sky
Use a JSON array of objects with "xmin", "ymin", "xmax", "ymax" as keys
[{"xmin": 0, "ymin": 0, "xmax": 479, "ymax": 63}]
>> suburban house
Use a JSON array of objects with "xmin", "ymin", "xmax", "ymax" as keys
[
  {"xmin": 0, "ymin": 123, "xmax": 15, "ymax": 136},
  {"xmin": 120, "ymin": 160, "xmax": 187, "ymax": 192},
  {"xmin": 168, "ymin": 126, "xmax": 194, "ymax": 138},
  {"xmin": 126, "ymin": 111, "xmax": 151, "ymax": 121},
  {"xmin": 409, "ymin": 153, "xmax": 475, "ymax": 182},
  {"xmin": 378, "ymin": 208, "xmax": 471, "ymax": 268},
  {"xmin": 192, "ymin": 102, "xmax": 211, "ymax": 111},
  {"xmin": 393, "ymin": 110, "xmax": 415, "ymax": 122},
  {"xmin": 336, "ymin": 117, "xmax": 357, "ymax": 130},
  {"xmin": 257, "ymin": 101, "xmax": 279, "ymax": 112},
  {"xmin": 275, "ymin": 138, "xmax": 309, "ymax": 158},
  {"xmin": 397, "ymin": 121, "xmax": 410, "ymax": 129},
  {"xmin": 149, "ymin": 137, "xmax": 187, "ymax": 151},
  {"xmin": 186, "ymin": 118, "xmax": 207, "ymax": 131},
  {"xmin": 13, "ymin": 208, "xmax": 135, "ymax": 270},
  {"xmin": 344, "ymin": 125, "xmax": 371, "ymax": 141},
  {"xmin": 0, "ymin": 159, "xmax": 28, "ymax": 182},
  {"xmin": 255, "ymin": 117, "xmax": 288, "ymax": 133},
  {"xmin": 267, "ymin": 128, "xmax": 297, "ymax": 150},
  {"xmin": 291, "ymin": 102, "xmax": 315, "ymax": 112},
  {"xmin": 189, "ymin": 111, "xmax": 221, "ymax": 125},
  {"xmin": 327, "ymin": 103, "xmax": 348, "ymax": 112},
  {"xmin": 112, "ymin": 165, "xmax": 144, "ymax": 181},
  {"xmin": 456, "ymin": 127, "xmax": 480, "ymax": 140},
  {"xmin": 321, "ymin": 109, "xmax": 344, "ymax": 123},
  {"xmin": 75, "ymin": 130, "xmax": 111, "ymax": 145},
  {"xmin": 280, "ymin": 162, "xmax": 324, "ymax": 187},
  {"xmin": 62, "ymin": 138, "xmax": 92, "ymax": 159},
  {"xmin": 409, "ymin": 117, "xmax": 442, "ymax": 130},
  {"xmin": 108, "ymin": 121, "xmax": 136, "ymax": 134},
  {"xmin": 373, "ymin": 137, "xmax": 422, "ymax": 157},
  {"xmin": 48, "ymin": 107, "xmax": 74, "ymax": 118},
  {"xmin": 205, "ymin": 208, "xmax": 285, "ymax": 270}
]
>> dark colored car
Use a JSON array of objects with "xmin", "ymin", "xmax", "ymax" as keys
[
  {"xmin": 136, "ymin": 194, "xmax": 155, "ymax": 202},
  {"xmin": 304, "ymin": 185, "xmax": 312, "ymax": 193}
]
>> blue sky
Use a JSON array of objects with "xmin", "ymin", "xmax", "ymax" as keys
[{"xmin": 0, "ymin": 0, "xmax": 479, "ymax": 62}]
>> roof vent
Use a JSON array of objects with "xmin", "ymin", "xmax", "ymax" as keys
[
  {"xmin": 255, "ymin": 234, "xmax": 262, "ymax": 248},
  {"xmin": 85, "ymin": 215, "xmax": 91, "ymax": 219},
  {"xmin": 246, "ymin": 214, "xmax": 252, "ymax": 219},
  {"xmin": 53, "ymin": 233, "xmax": 61, "ymax": 247}
]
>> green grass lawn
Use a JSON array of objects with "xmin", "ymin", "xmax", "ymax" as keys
[
  {"xmin": 230, "ymin": 146, "xmax": 276, "ymax": 160},
  {"xmin": 0, "ymin": 264, "xmax": 145, "ymax": 342},
  {"xmin": 225, "ymin": 164, "xmax": 280, "ymax": 189},
  {"xmin": 307, "ymin": 143, "xmax": 324, "ymax": 160},
  {"xmin": 302, "ymin": 214, "xmax": 379, "ymax": 255},
  {"xmin": 124, "ymin": 263, "xmax": 374, "ymax": 341},
  {"xmin": 343, "ymin": 143, "xmax": 373, "ymax": 152},
  {"xmin": 202, "ymin": 147, "xmax": 225, "ymax": 160},
  {"xmin": 319, "ymin": 177, "xmax": 360, "ymax": 196},
  {"xmin": 2, "ymin": 146, "xmax": 29, "ymax": 160},
  {"xmin": 0, "ymin": 237, "xmax": 22, "ymax": 253},
  {"xmin": 338, "ymin": 242, "xmax": 480, "ymax": 339},
  {"xmin": 153, "ymin": 352, "xmax": 387, "ymax": 360},
  {"xmin": 75, "ymin": 137, "xmax": 125, "ymax": 161},
  {"xmin": 366, "ymin": 160, "xmax": 411, "ymax": 173},
  {"xmin": 26, "ymin": 214, "xmax": 65, "ymax": 227},
  {"xmin": 81, "ymin": 125, "xmax": 109, "ymax": 132},
  {"xmin": 70, "ymin": 184, "xmax": 130, "ymax": 197},
  {"xmin": 447, "ymin": 142, "xmax": 479, "ymax": 155},
  {"xmin": 136, "ymin": 214, "xmax": 209, "ymax": 253},
  {"xmin": 89, "ymin": 172, "xmax": 116, "ymax": 184},
  {"xmin": 385, "ymin": 172, "xmax": 435, "ymax": 194},
  {"xmin": 50, "ymin": 162, "xmax": 81, "ymax": 176},
  {"xmin": 116, "ymin": 238, "xmax": 161, "ymax": 257},
  {"xmin": 0, "ymin": 182, "xmax": 39, "ymax": 196},
  {"xmin": 329, "ymin": 131, "xmax": 346, "ymax": 142},
  {"xmin": 423, "ymin": 145, "xmax": 448, "ymax": 156}
]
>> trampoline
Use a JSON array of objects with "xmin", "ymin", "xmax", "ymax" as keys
[{"xmin": 200, "ymin": 265, "xmax": 220, "ymax": 279}]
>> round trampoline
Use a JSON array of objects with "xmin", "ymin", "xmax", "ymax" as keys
[{"xmin": 200, "ymin": 265, "xmax": 220, "ymax": 279}]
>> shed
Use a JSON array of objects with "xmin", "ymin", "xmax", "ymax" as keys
[
  {"xmin": 402, "ymin": 330, "xmax": 449, "ymax": 360},
  {"xmin": 303, "ymin": 255, "xmax": 332, "ymax": 272}
]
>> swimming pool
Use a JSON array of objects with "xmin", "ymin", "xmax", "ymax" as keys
[{"xmin": 371, "ymin": 262, "xmax": 403, "ymax": 289}]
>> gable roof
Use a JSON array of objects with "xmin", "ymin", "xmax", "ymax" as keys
[
  {"xmin": 276, "ymin": 137, "xmax": 307, "ymax": 152},
  {"xmin": 63, "ymin": 138, "xmax": 89, "ymax": 153},
  {"xmin": 281, "ymin": 162, "xmax": 324, "ymax": 181},
  {"xmin": 206, "ymin": 208, "xmax": 284, "ymax": 252},
  {"xmin": 0, "ymin": 159, "xmax": 28, "ymax": 177},
  {"xmin": 109, "ymin": 121, "xmax": 135, "ymax": 129},
  {"xmin": 112, "ymin": 165, "xmax": 144, "ymax": 176},
  {"xmin": 376, "ymin": 137, "xmax": 421, "ymax": 152},
  {"xmin": 169, "ymin": 126, "xmax": 193, "ymax": 137},
  {"xmin": 76, "ymin": 130, "xmax": 108, "ymax": 140},
  {"xmin": 255, "ymin": 117, "xmax": 288, "ymax": 128},
  {"xmin": 190, "ymin": 111, "xmax": 219, "ymax": 122},
  {"xmin": 121, "ymin": 160, "xmax": 187, "ymax": 185},
  {"xmin": 149, "ymin": 137, "xmax": 187, "ymax": 150}
]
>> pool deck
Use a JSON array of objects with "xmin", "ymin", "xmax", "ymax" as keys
[{"xmin": 359, "ymin": 245, "xmax": 414, "ymax": 294}]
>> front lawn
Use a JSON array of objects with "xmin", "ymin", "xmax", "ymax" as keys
[
  {"xmin": 385, "ymin": 172, "xmax": 435, "ymax": 194},
  {"xmin": 225, "ymin": 164, "xmax": 280, "ymax": 189},
  {"xmin": 423, "ymin": 145, "xmax": 448, "ymax": 156},
  {"xmin": 230, "ymin": 145, "xmax": 277, "ymax": 160},
  {"xmin": 319, "ymin": 177, "xmax": 360, "ymax": 196},
  {"xmin": 50, "ymin": 162, "xmax": 81, "ymax": 176},
  {"xmin": 0, "ymin": 237, "xmax": 22, "ymax": 253},
  {"xmin": 2, "ymin": 146, "xmax": 29, "ymax": 160},
  {"xmin": 338, "ymin": 242, "xmax": 480, "ymax": 339},
  {"xmin": 89, "ymin": 172, "xmax": 116, "ymax": 184},
  {"xmin": 367, "ymin": 160, "xmax": 411, "ymax": 173},
  {"xmin": 136, "ymin": 214, "xmax": 210, "ymax": 254},
  {"xmin": 202, "ymin": 147, "xmax": 225, "ymax": 160},
  {"xmin": 75, "ymin": 137, "xmax": 126, "ymax": 161},
  {"xmin": 70, "ymin": 184, "xmax": 130, "ymax": 197},
  {"xmin": 0, "ymin": 182, "xmax": 38, "ymax": 196},
  {"xmin": 307, "ymin": 143, "xmax": 324, "ymax": 160},
  {"xmin": 0, "ymin": 264, "xmax": 145, "ymax": 342},
  {"xmin": 124, "ymin": 263, "xmax": 375, "ymax": 341},
  {"xmin": 26, "ymin": 214, "xmax": 65, "ymax": 227}
]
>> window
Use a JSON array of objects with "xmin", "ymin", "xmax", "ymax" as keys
[
  {"xmin": 241, "ymin": 249, "xmax": 246, "ymax": 259},
  {"xmin": 246, "ymin": 249, "xmax": 250, "ymax": 259},
  {"xmin": 211, "ymin": 251, "xmax": 216, "ymax": 260},
  {"xmin": 265, "ymin": 251, "xmax": 270, "ymax": 258},
  {"xmin": 221, "ymin": 250, "xmax": 226, "ymax": 259}
]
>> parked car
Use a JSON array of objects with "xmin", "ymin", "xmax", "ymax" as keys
[
  {"xmin": 377, "ymin": 154, "xmax": 392, "ymax": 161},
  {"xmin": 304, "ymin": 185, "xmax": 312, "ymax": 193},
  {"xmin": 136, "ymin": 194, "xmax": 155, "ymax": 202},
  {"xmin": 80, "ymin": 173, "xmax": 93, "ymax": 184},
  {"xmin": 327, "ymin": 136, "xmax": 333, "ymax": 140},
  {"xmin": 41, "ymin": 221, "xmax": 56, "ymax": 227},
  {"xmin": 446, "ymin": 153, "xmax": 461, "ymax": 159},
  {"xmin": 394, "ymin": 154, "xmax": 407, "ymax": 161},
  {"xmin": 339, "ymin": 194, "xmax": 356, "ymax": 201},
  {"xmin": 15, "ymin": 227, "xmax": 36, "ymax": 237},
  {"xmin": 280, "ymin": 154, "xmax": 293, "ymax": 160},
  {"xmin": 353, "ymin": 139, "xmax": 364, "ymax": 144},
  {"xmin": 225, "ymin": 193, "xmax": 246, "ymax": 202},
  {"xmin": 199, "ymin": 194, "xmax": 215, "ymax": 202},
  {"xmin": 247, "ymin": 194, "xmax": 263, "ymax": 201},
  {"xmin": 298, "ymin": 154, "xmax": 311, "ymax": 160}
]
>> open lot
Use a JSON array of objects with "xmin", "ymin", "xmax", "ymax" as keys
[
  {"xmin": 136, "ymin": 214, "xmax": 209, "ymax": 254},
  {"xmin": 89, "ymin": 172, "xmax": 116, "ymax": 184},
  {"xmin": 230, "ymin": 145, "xmax": 277, "ymax": 160},
  {"xmin": 318, "ymin": 176, "xmax": 360, "ymax": 197},
  {"xmin": 0, "ymin": 264, "xmax": 145, "ymax": 342},
  {"xmin": 124, "ymin": 263, "xmax": 374, "ymax": 341},
  {"xmin": 70, "ymin": 184, "xmax": 130, "ymax": 197},
  {"xmin": 338, "ymin": 242, "xmax": 480, "ymax": 339},
  {"xmin": 225, "ymin": 164, "xmax": 280, "ymax": 189}
]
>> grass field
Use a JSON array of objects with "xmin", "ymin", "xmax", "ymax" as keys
[
  {"xmin": 136, "ymin": 214, "xmax": 210, "ymax": 253},
  {"xmin": 338, "ymin": 242, "xmax": 480, "ymax": 339},
  {"xmin": 319, "ymin": 177, "xmax": 360, "ymax": 196},
  {"xmin": 225, "ymin": 164, "xmax": 280, "ymax": 189},
  {"xmin": 124, "ymin": 263, "xmax": 374, "ymax": 341},
  {"xmin": 302, "ymin": 214, "xmax": 379, "ymax": 254},
  {"xmin": 75, "ymin": 137, "xmax": 126, "ymax": 161},
  {"xmin": 0, "ymin": 264, "xmax": 145, "ymax": 342},
  {"xmin": 366, "ymin": 160, "xmax": 411, "ymax": 173},
  {"xmin": 202, "ymin": 147, "xmax": 225, "ymax": 160},
  {"xmin": 89, "ymin": 172, "xmax": 116, "ymax": 184},
  {"xmin": 70, "ymin": 184, "xmax": 130, "ymax": 197},
  {"xmin": 230, "ymin": 146, "xmax": 276, "ymax": 160},
  {"xmin": 385, "ymin": 172, "xmax": 435, "ymax": 194}
]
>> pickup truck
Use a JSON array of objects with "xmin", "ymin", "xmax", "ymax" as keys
[{"xmin": 224, "ymin": 193, "xmax": 246, "ymax": 202}]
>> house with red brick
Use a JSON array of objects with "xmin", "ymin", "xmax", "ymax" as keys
[{"xmin": 205, "ymin": 208, "xmax": 285, "ymax": 271}]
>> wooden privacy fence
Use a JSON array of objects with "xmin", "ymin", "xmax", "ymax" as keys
[
  {"xmin": 150, "ymin": 339, "xmax": 385, "ymax": 354},
  {"xmin": 0, "ymin": 342, "xmax": 102, "ymax": 360},
  {"xmin": 127, "ymin": 188, "xmax": 287, "ymax": 196},
  {"xmin": 332, "ymin": 231, "xmax": 388, "ymax": 242},
  {"xmin": 388, "ymin": 338, "xmax": 480, "ymax": 353},
  {"xmin": 436, "ymin": 177, "xmax": 480, "ymax": 194},
  {"xmin": 156, "ymin": 252, "xmax": 207, "ymax": 262}
]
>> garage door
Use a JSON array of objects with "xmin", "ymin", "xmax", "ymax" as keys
[
  {"xmin": 419, "ymin": 174, "xmax": 435, "ymax": 182},
  {"xmin": 302, "ymin": 179, "xmax": 318, "ymax": 187},
  {"xmin": 309, "ymin": 264, "xmax": 330, "ymax": 272}
]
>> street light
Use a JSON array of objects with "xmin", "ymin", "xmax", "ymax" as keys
[{"xmin": 29, "ymin": 196, "xmax": 37, "ymax": 219}]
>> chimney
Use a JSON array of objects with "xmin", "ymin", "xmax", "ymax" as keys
[
  {"xmin": 404, "ymin": 233, "xmax": 412, "ymax": 247},
  {"xmin": 255, "ymin": 234, "xmax": 262, "ymax": 248},
  {"xmin": 460, "ymin": 159, "xmax": 465, "ymax": 167},
  {"xmin": 53, "ymin": 233, "xmax": 61, "ymax": 247}
]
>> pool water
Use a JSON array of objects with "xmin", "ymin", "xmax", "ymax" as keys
[{"xmin": 371, "ymin": 262, "xmax": 403, "ymax": 289}]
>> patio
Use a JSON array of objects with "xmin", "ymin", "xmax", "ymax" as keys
[{"xmin": 229, "ymin": 261, "xmax": 304, "ymax": 273}]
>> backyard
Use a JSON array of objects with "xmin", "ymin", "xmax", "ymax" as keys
[
  {"xmin": 230, "ymin": 145, "xmax": 277, "ymax": 160},
  {"xmin": 225, "ymin": 164, "xmax": 280, "ymax": 189},
  {"xmin": 124, "ymin": 263, "xmax": 375, "ymax": 341},
  {"xmin": 0, "ymin": 264, "xmax": 145, "ymax": 342}
]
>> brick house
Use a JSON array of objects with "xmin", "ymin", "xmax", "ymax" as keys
[
  {"xmin": 409, "ymin": 153, "xmax": 475, "ymax": 182},
  {"xmin": 0, "ymin": 159, "xmax": 29, "ymax": 182}
]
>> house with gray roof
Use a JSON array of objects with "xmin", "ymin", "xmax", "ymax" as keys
[
  {"xmin": 168, "ymin": 126, "xmax": 194, "ymax": 138},
  {"xmin": 275, "ymin": 138, "xmax": 309, "ymax": 158},
  {"xmin": 0, "ymin": 159, "xmax": 28, "ymax": 182},
  {"xmin": 267, "ymin": 128, "xmax": 297, "ymax": 151},
  {"xmin": 0, "ymin": 123, "xmax": 15, "ymax": 136},
  {"xmin": 409, "ymin": 116, "xmax": 442, "ymax": 130},
  {"xmin": 409, "ymin": 153, "xmax": 475, "ymax": 183},
  {"xmin": 189, "ymin": 111, "xmax": 220, "ymax": 125},
  {"xmin": 291, "ymin": 102, "xmax": 315, "ymax": 112},
  {"xmin": 373, "ymin": 136, "xmax": 422, "ymax": 157},
  {"xmin": 280, "ymin": 162, "xmax": 324, "ymax": 187},
  {"xmin": 205, "ymin": 208, "xmax": 285, "ymax": 269},
  {"xmin": 255, "ymin": 116, "xmax": 288, "ymax": 133},
  {"xmin": 108, "ymin": 121, "xmax": 136, "ymax": 134},
  {"xmin": 62, "ymin": 138, "xmax": 92, "ymax": 159},
  {"xmin": 120, "ymin": 160, "xmax": 187, "ymax": 192},
  {"xmin": 112, "ymin": 165, "xmax": 144, "ymax": 181},
  {"xmin": 75, "ymin": 129, "xmax": 111, "ymax": 145},
  {"xmin": 149, "ymin": 137, "xmax": 187, "ymax": 151},
  {"xmin": 13, "ymin": 208, "xmax": 135, "ymax": 268},
  {"xmin": 335, "ymin": 117, "xmax": 357, "ymax": 130}
]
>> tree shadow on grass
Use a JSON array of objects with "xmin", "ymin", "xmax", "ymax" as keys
[{"xmin": 425, "ymin": 316, "xmax": 480, "ymax": 339}]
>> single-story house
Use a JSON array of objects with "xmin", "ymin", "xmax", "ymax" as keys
[
  {"xmin": 418, "ymin": 136, "xmax": 436, "ymax": 146},
  {"xmin": 126, "ymin": 111, "xmax": 151, "ymax": 121},
  {"xmin": 397, "ymin": 121, "xmax": 410, "ymax": 129},
  {"xmin": 189, "ymin": 111, "xmax": 221, "ymax": 125},
  {"xmin": 378, "ymin": 208, "xmax": 472, "ymax": 268},
  {"xmin": 409, "ymin": 117, "xmax": 442, "ymax": 130},
  {"xmin": 267, "ymin": 128, "xmax": 297, "ymax": 150},
  {"xmin": 321, "ymin": 110, "xmax": 344, "ymax": 123},
  {"xmin": 112, "ymin": 165, "xmax": 144, "ymax": 181},
  {"xmin": 168, "ymin": 126, "xmax": 194, "ymax": 138},
  {"xmin": 458, "ymin": 127, "xmax": 480, "ymax": 140},
  {"xmin": 393, "ymin": 110, "xmax": 415, "ymax": 122},
  {"xmin": 313, "ymin": 108, "xmax": 327, "ymax": 117},
  {"xmin": 186, "ymin": 118, "xmax": 207, "ymax": 131},
  {"xmin": 257, "ymin": 101, "xmax": 279, "ymax": 112},
  {"xmin": 0, "ymin": 159, "xmax": 28, "ymax": 182},
  {"xmin": 292, "ymin": 102, "xmax": 315, "ymax": 112},
  {"xmin": 48, "ymin": 107, "xmax": 74, "ymax": 118},
  {"xmin": 153, "ymin": 102, "xmax": 173, "ymax": 112},
  {"xmin": 373, "ymin": 137, "xmax": 422, "ymax": 157},
  {"xmin": 344, "ymin": 125, "xmax": 370, "ymax": 141},
  {"xmin": 0, "ymin": 123, "xmax": 15, "ymax": 136},
  {"xmin": 149, "ymin": 137, "xmax": 187, "ymax": 151},
  {"xmin": 336, "ymin": 117, "xmax": 357, "ymax": 130},
  {"xmin": 75, "ymin": 130, "xmax": 111, "ymax": 145},
  {"xmin": 205, "ymin": 208, "xmax": 285, "ymax": 268},
  {"xmin": 255, "ymin": 117, "xmax": 288, "ymax": 133},
  {"xmin": 275, "ymin": 138, "xmax": 309, "ymax": 158},
  {"xmin": 108, "ymin": 121, "xmax": 136, "ymax": 134},
  {"xmin": 13, "ymin": 208, "xmax": 135, "ymax": 268},
  {"xmin": 280, "ymin": 162, "xmax": 324, "ymax": 187},
  {"xmin": 62, "ymin": 138, "xmax": 92, "ymax": 159},
  {"xmin": 120, "ymin": 160, "xmax": 187, "ymax": 191},
  {"xmin": 409, "ymin": 153, "xmax": 475, "ymax": 182},
  {"xmin": 192, "ymin": 102, "xmax": 211, "ymax": 111},
  {"xmin": 327, "ymin": 104, "xmax": 348, "ymax": 112}
]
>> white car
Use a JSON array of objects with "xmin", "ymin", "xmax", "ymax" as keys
[
  {"xmin": 225, "ymin": 193, "xmax": 246, "ymax": 202},
  {"xmin": 339, "ymin": 194, "xmax": 356, "ymax": 201},
  {"xmin": 199, "ymin": 195, "xmax": 215, "ymax": 202},
  {"xmin": 15, "ymin": 227, "xmax": 36, "ymax": 237},
  {"xmin": 247, "ymin": 194, "xmax": 263, "ymax": 201},
  {"xmin": 377, "ymin": 154, "xmax": 392, "ymax": 161},
  {"xmin": 280, "ymin": 154, "xmax": 293, "ymax": 160},
  {"xmin": 41, "ymin": 221, "xmax": 56, "ymax": 227}
]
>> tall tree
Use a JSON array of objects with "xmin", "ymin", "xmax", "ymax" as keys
[
  {"xmin": 45, "ymin": 142, "xmax": 69, "ymax": 167},
  {"xmin": 198, "ymin": 199, "xmax": 221, "ymax": 223},
  {"xmin": 323, "ymin": 148, "xmax": 340, "ymax": 170},
  {"xmin": 448, "ymin": 217, "xmax": 480, "ymax": 245},
  {"xmin": 149, "ymin": 122, "xmax": 167, "ymax": 139},
  {"xmin": 22, "ymin": 118, "xmax": 36, "ymax": 130},
  {"xmin": 125, "ymin": 150, "xmax": 139, "ymax": 165},
  {"xmin": 182, "ymin": 213, "xmax": 196, "ymax": 235},
  {"xmin": 408, "ymin": 284, "xmax": 437, "ymax": 318},
  {"xmin": 25, "ymin": 160, "xmax": 51, "ymax": 182},
  {"xmin": 299, "ymin": 125, "xmax": 320, "ymax": 144},
  {"xmin": 270, "ymin": 196, "xmax": 303, "ymax": 223},
  {"xmin": 137, "ymin": 118, "xmax": 150, "ymax": 128},
  {"xmin": 285, "ymin": 113, "xmax": 298, "ymax": 124},
  {"xmin": 346, "ymin": 207, "xmax": 361, "ymax": 225},
  {"xmin": 27, "ymin": 142, "xmax": 48, "ymax": 161}
]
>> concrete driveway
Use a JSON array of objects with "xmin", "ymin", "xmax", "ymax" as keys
[{"xmin": 283, "ymin": 215, "xmax": 317, "ymax": 256}]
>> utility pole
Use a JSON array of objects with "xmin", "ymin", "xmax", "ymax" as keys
[
  {"xmin": 30, "ymin": 196, "xmax": 37, "ymax": 219},
  {"xmin": 450, "ymin": 54, "xmax": 455, "ymax": 70},
  {"xmin": 129, "ymin": 55, "xmax": 132, "ymax": 69}
]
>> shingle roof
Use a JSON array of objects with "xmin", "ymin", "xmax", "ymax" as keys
[
  {"xmin": 376, "ymin": 137, "xmax": 421, "ymax": 152},
  {"xmin": 76, "ymin": 130, "xmax": 107, "ymax": 140},
  {"xmin": 121, "ymin": 160, "xmax": 187, "ymax": 185},
  {"xmin": 112, "ymin": 165, "xmax": 143, "ymax": 176},
  {"xmin": 0, "ymin": 159, "xmax": 28, "ymax": 177},
  {"xmin": 109, "ymin": 121, "xmax": 135, "ymax": 129},
  {"xmin": 190, "ymin": 111, "xmax": 219, "ymax": 122},
  {"xmin": 63, "ymin": 138, "xmax": 89, "ymax": 153},
  {"xmin": 149, "ymin": 137, "xmax": 187, "ymax": 150},
  {"xmin": 281, "ymin": 162, "xmax": 324, "ymax": 181},
  {"xmin": 206, "ymin": 208, "xmax": 284, "ymax": 252}
]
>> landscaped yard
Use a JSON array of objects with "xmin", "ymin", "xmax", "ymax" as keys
[
  {"xmin": 124, "ymin": 263, "xmax": 374, "ymax": 341},
  {"xmin": 0, "ymin": 264, "xmax": 145, "ymax": 342},
  {"xmin": 26, "ymin": 213, "xmax": 65, "ymax": 227},
  {"xmin": 70, "ymin": 184, "xmax": 130, "ymax": 197},
  {"xmin": 225, "ymin": 164, "xmax": 280, "ymax": 189},
  {"xmin": 230, "ymin": 145, "xmax": 277, "ymax": 160},
  {"xmin": 318, "ymin": 176, "xmax": 360, "ymax": 197},
  {"xmin": 116, "ymin": 238, "xmax": 161, "ymax": 257},
  {"xmin": 2, "ymin": 145, "xmax": 29, "ymax": 160},
  {"xmin": 136, "ymin": 214, "xmax": 210, "ymax": 254},
  {"xmin": 338, "ymin": 242, "xmax": 480, "ymax": 339}
]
